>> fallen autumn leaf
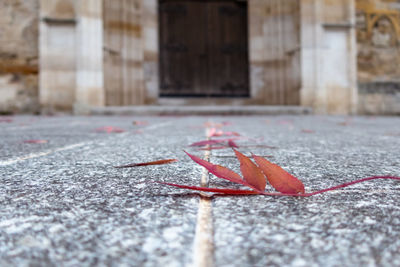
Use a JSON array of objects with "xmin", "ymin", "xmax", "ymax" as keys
[
  {"xmin": 95, "ymin": 126, "xmax": 125, "ymax": 133},
  {"xmin": 23, "ymin": 139, "xmax": 48, "ymax": 144},
  {"xmin": 114, "ymin": 159, "xmax": 178, "ymax": 168},
  {"xmin": 158, "ymin": 152, "xmax": 400, "ymax": 197}
]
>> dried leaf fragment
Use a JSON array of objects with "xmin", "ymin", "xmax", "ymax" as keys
[
  {"xmin": 189, "ymin": 138, "xmax": 239, "ymax": 147},
  {"xmin": 209, "ymin": 130, "xmax": 240, "ymax": 137},
  {"xmin": 133, "ymin": 121, "xmax": 148, "ymax": 126},
  {"xmin": 23, "ymin": 139, "xmax": 48, "ymax": 144},
  {"xmin": 115, "ymin": 159, "xmax": 178, "ymax": 168},
  {"xmin": 198, "ymin": 146, "xmax": 228, "ymax": 151},
  {"xmin": 189, "ymin": 139, "xmax": 225, "ymax": 147},
  {"xmin": 95, "ymin": 126, "xmax": 125, "ymax": 133},
  {"xmin": 0, "ymin": 118, "xmax": 13, "ymax": 123}
]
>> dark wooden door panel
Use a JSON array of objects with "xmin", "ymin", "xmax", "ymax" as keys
[
  {"xmin": 159, "ymin": 0, "xmax": 249, "ymax": 97},
  {"xmin": 159, "ymin": 1, "xmax": 207, "ymax": 95},
  {"xmin": 207, "ymin": 1, "xmax": 249, "ymax": 96}
]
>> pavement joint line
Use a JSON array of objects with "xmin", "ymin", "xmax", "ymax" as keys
[
  {"xmin": 0, "ymin": 120, "xmax": 173, "ymax": 166},
  {"xmin": 192, "ymin": 127, "xmax": 215, "ymax": 267}
]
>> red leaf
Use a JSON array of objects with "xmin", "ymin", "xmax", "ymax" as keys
[
  {"xmin": 95, "ymin": 126, "xmax": 125, "ymax": 133},
  {"xmin": 189, "ymin": 139, "xmax": 226, "ymax": 147},
  {"xmin": 185, "ymin": 151, "xmax": 251, "ymax": 187},
  {"xmin": 240, "ymin": 145, "xmax": 277, "ymax": 149},
  {"xmin": 227, "ymin": 131, "xmax": 240, "ymax": 136},
  {"xmin": 277, "ymin": 120, "xmax": 293, "ymax": 125},
  {"xmin": 133, "ymin": 121, "xmax": 148, "ymax": 126},
  {"xmin": 0, "ymin": 118, "xmax": 13, "ymax": 123},
  {"xmin": 301, "ymin": 129, "xmax": 315, "ymax": 134},
  {"xmin": 204, "ymin": 122, "xmax": 223, "ymax": 128},
  {"xmin": 198, "ymin": 146, "xmax": 228, "ymax": 151},
  {"xmin": 221, "ymin": 121, "xmax": 232, "ymax": 126},
  {"xmin": 234, "ymin": 149, "xmax": 267, "ymax": 192},
  {"xmin": 253, "ymin": 155, "xmax": 305, "ymax": 194},
  {"xmin": 210, "ymin": 130, "xmax": 240, "ymax": 137},
  {"xmin": 115, "ymin": 159, "xmax": 178, "ymax": 168},
  {"xmin": 157, "ymin": 182, "xmax": 259, "ymax": 195},
  {"xmin": 207, "ymin": 128, "xmax": 220, "ymax": 137},
  {"xmin": 228, "ymin": 140, "xmax": 239, "ymax": 148},
  {"xmin": 203, "ymin": 121, "xmax": 232, "ymax": 128},
  {"xmin": 23, "ymin": 139, "xmax": 48, "ymax": 144},
  {"xmin": 158, "ymin": 176, "xmax": 400, "ymax": 197},
  {"xmin": 189, "ymin": 138, "xmax": 239, "ymax": 147}
]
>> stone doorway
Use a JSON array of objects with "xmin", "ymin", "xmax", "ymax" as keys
[
  {"xmin": 38, "ymin": 0, "xmax": 358, "ymax": 114},
  {"xmin": 159, "ymin": 0, "xmax": 249, "ymax": 98}
]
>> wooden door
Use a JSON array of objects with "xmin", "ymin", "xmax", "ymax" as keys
[{"xmin": 159, "ymin": 0, "xmax": 249, "ymax": 97}]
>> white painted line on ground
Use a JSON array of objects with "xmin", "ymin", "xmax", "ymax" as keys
[
  {"xmin": 0, "ymin": 143, "xmax": 86, "ymax": 166},
  {"xmin": 0, "ymin": 120, "xmax": 174, "ymax": 166},
  {"xmin": 192, "ymin": 128, "xmax": 214, "ymax": 267}
]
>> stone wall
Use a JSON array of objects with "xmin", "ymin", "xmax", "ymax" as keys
[
  {"xmin": 0, "ymin": 0, "xmax": 39, "ymax": 113},
  {"xmin": 4, "ymin": 0, "xmax": 397, "ymax": 115},
  {"xmin": 356, "ymin": 0, "xmax": 400, "ymax": 114}
]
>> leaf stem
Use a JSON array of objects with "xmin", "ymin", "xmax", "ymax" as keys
[
  {"xmin": 158, "ymin": 176, "xmax": 400, "ymax": 197},
  {"xmin": 303, "ymin": 176, "xmax": 400, "ymax": 197}
]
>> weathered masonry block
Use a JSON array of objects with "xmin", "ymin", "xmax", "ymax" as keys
[
  {"xmin": 0, "ymin": 0, "xmax": 39, "ymax": 113},
  {"xmin": 0, "ymin": 0, "xmax": 399, "ymax": 115}
]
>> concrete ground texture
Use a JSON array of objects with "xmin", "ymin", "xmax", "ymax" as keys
[{"xmin": 0, "ymin": 115, "xmax": 399, "ymax": 267}]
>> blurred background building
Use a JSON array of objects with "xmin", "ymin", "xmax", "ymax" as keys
[{"xmin": 0, "ymin": 0, "xmax": 399, "ymax": 115}]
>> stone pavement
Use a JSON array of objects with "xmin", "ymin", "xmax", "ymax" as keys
[{"xmin": 0, "ymin": 115, "xmax": 399, "ymax": 267}]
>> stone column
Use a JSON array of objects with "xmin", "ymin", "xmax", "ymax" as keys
[
  {"xmin": 348, "ymin": 0, "xmax": 358, "ymax": 115},
  {"xmin": 39, "ymin": 0, "xmax": 77, "ymax": 112},
  {"xmin": 74, "ymin": 0, "xmax": 104, "ymax": 114},
  {"xmin": 142, "ymin": 0, "xmax": 159, "ymax": 103},
  {"xmin": 300, "ymin": 0, "xmax": 358, "ymax": 114},
  {"xmin": 300, "ymin": 0, "xmax": 324, "ymax": 112}
]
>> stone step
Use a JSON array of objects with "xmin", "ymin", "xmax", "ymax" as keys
[{"xmin": 89, "ymin": 105, "xmax": 312, "ymax": 116}]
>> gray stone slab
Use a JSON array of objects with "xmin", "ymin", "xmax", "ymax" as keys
[
  {"xmin": 0, "ymin": 116, "xmax": 207, "ymax": 266},
  {"xmin": 1, "ymin": 115, "xmax": 400, "ymax": 267},
  {"xmin": 89, "ymin": 105, "xmax": 312, "ymax": 116},
  {"xmin": 0, "ymin": 115, "xmax": 171, "ymax": 161},
  {"xmin": 206, "ymin": 116, "xmax": 400, "ymax": 266}
]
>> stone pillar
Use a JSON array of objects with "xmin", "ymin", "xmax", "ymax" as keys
[
  {"xmin": 300, "ymin": 0, "xmax": 358, "ymax": 114},
  {"xmin": 39, "ymin": 0, "xmax": 77, "ymax": 112},
  {"xmin": 143, "ymin": 0, "xmax": 159, "ymax": 103},
  {"xmin": 348, "ymin": 0, "xmax": 358, "ymax": 115},
  {"xmin": 74, "ymin": 0, "xmax": 104, "ymax": 113},
  {"xmin": 299, "ymin": 0, "xmax": 324, "ymax": 112}
]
